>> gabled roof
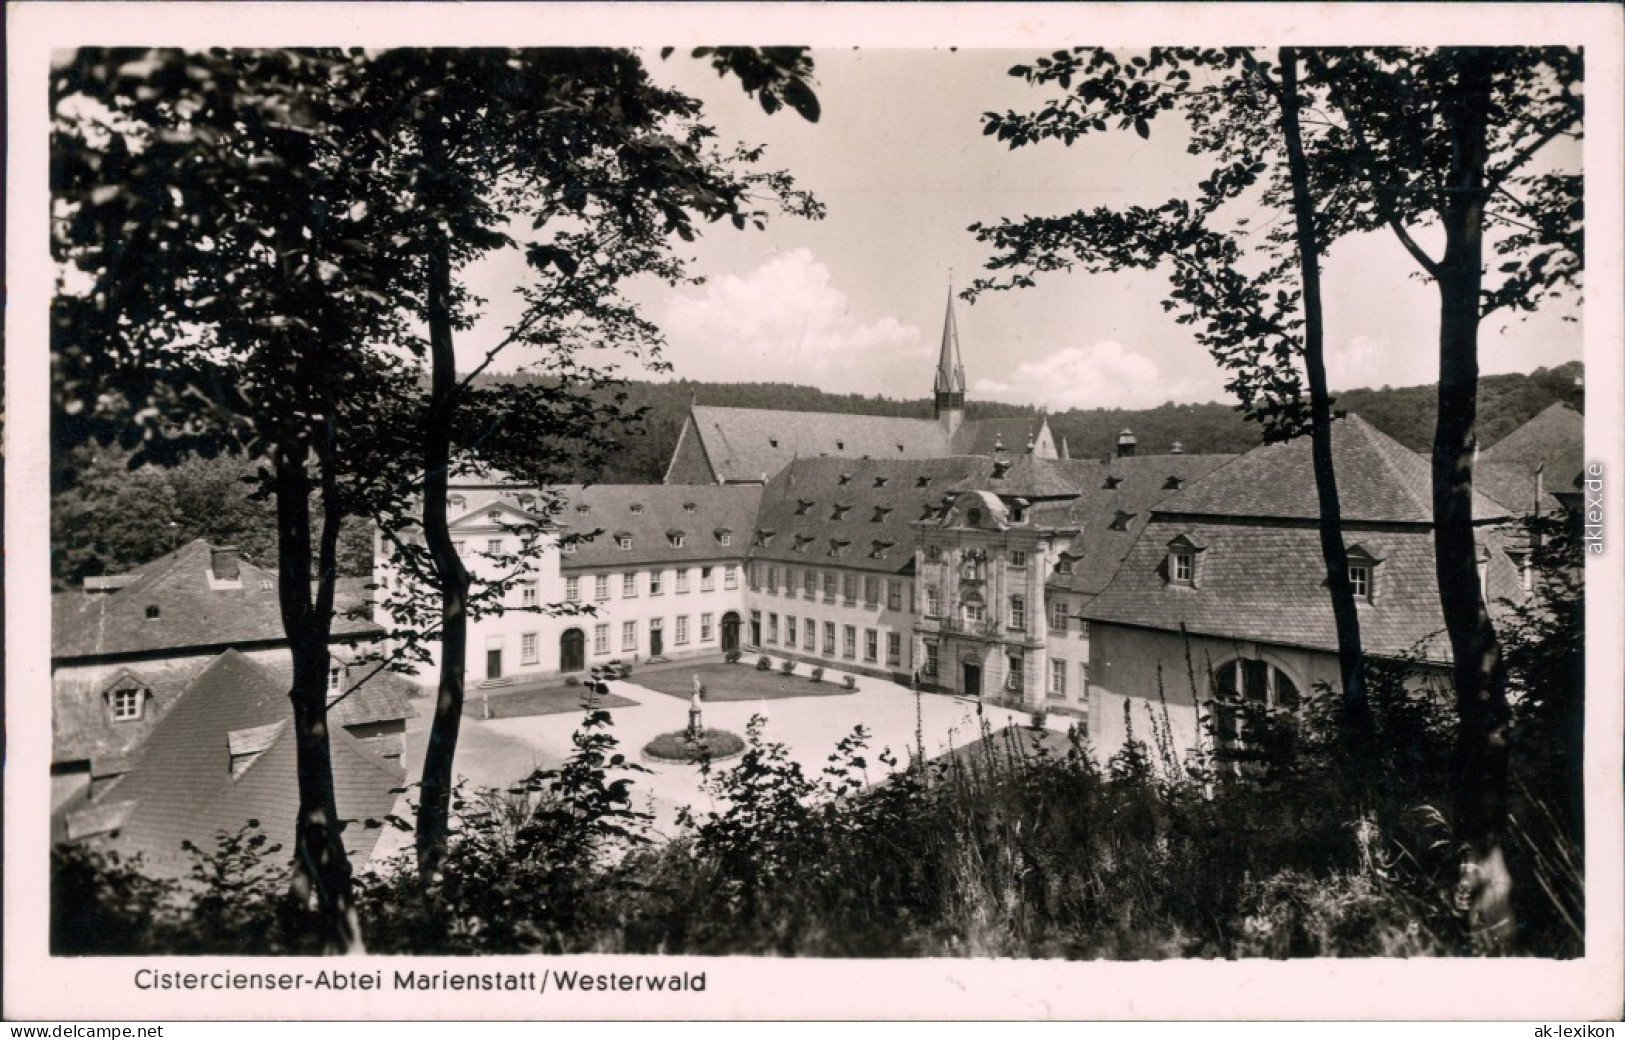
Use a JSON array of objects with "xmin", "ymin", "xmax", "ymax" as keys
[
  {"xmin": 686, "ymin": 405, "xmax": 952, "ymax": 484},
  {"xmin": 752, "ymin": 455, "xmax": 989, "ymax": 574},
  {"xmin": 59, "ymin": 651, "xmax": 404, "ymax": 877},
  {"xmin": 53, "ymin": 540, "xmax": 383, "ymax": 663},
  {"xmin": 553, "ymin": 484, "xmax": 761, "ymax": 569},
  {"xmin": 1476, "ymin": 402, "xmax": 1585, "ymax": 512},
  {"xmin": 1155, "ymin": 415, "xmax": 1510, "ymax": 524}
]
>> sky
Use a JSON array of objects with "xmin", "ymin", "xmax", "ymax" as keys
[{"xmin": 455, "ymin": 49, "xmax": 1582, "ymax": 410}]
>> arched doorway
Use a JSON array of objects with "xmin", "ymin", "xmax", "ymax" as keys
[
  {"xmin": 1211, "ymin": 657, "xmax": 1301, "ymax": 749},
  {"xmin": 721, "ymin": 612, "xmax": 741, "ymax": 654},
  {"xmin": 560, "ymin": 628, "xmax": 585, "ymax": 673}
]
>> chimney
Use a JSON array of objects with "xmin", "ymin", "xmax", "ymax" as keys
[
  {"xmin": 1170, "ymin": 440, "xmax": 1184, "ymax": 455},
  {"xmin": 1059, "ymin": 437, "xmax": 1070, "ymax": 460},
  {"xmin": 1116, "ymin": 429, "xmax": 1137, "ymax": 459},
  {"xmin": 211, "ymin": 546, "xmax": 240, "ymax": 581}
]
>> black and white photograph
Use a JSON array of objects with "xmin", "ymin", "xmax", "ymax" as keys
[{"xmin": 6, "ymin": 1, "xmax": 1623, "ymax": 1023}]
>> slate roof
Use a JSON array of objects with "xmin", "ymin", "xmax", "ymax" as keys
[
  {"xmin": 683, "ymin": 405, "xmax": 954, "ymax": 484},
  {"xmin": 1029, "ymin": 453, "xmax": 1239, "ymax": 599},
  {"xmin": 58, "ymin": 651, "xmax": 404, "ymax": 878},
  {"xmin": 950, "ymin": 417, "xmax": 1050, "ymax": 457},
  {"xmin": 946, "ymin": 453, "xmax": 1100, "ymax": 502},
  {"xmin": 548, "ymin": 484, "xmax": 762, "ymax": 569},
  {"xmin": 52, "ymin": 649, "xmax": 416, "ymax": 767},
  {"xmin": 1155, "ymin": 415, "xmax": 1512, "ymax": 524},
  {"xmin": 751, "ymin": 455, "xmax": 990, "ymax": 575},
  {"xmin": 1476, "ymin": 402, "xmax": 1585, "ymax": 512},
  {"xmin": 53, "ymin": 540, "xmax": 383, "ymax": 663}
]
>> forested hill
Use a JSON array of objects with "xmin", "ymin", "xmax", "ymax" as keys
[{"xmin": 485, "ymin": 362, "xmax": 1585, "ymax": 483}]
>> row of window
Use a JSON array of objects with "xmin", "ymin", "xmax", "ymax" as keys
[
  {"xmin": 510, "ymin": 612, "xmax": 720, "ymax": 666},
  {"xmin": 554, "ymin": 566, "xmax": 739, "ymax": 604},
  {"xmin": 748, "ymin": 610, "xmax": 904, "ymax": 666},
  {"xmin": 748, "ymin": 565, "xmax": 912, "ymax": 612}
]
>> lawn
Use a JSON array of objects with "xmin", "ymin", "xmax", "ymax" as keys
[
  {"xmin": 631, "ymin": 661, "xmax": 858, "ymax": 702},
  {"xmin": 463, "ymin": 680, "xmax": 640, "ymax": 720}
]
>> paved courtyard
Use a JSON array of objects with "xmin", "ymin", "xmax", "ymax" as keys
[{"xmin": 376, "ymin": 665, "xmax": 1048, "ymax": 859}]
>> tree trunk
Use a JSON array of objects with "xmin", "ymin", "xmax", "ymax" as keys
[
  {"xmin": 414, "ymin": 227, "xmax": 472, "ymax": 888},
  {"xmin": 1431, "ymin": 50, "xmax": 1513, "ymax": 940},
  {"xmin": 274, "ymin": 441, "xmax": 364, "ymax": 953},
  {"xmin": 1278, "ymin": 48, "xmax": 1374, "ymax": 769}
]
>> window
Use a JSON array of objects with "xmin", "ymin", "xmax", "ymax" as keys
[
  {"xmin": 795, "ymin": 499, "xmax": 814, "ymax": 516},
  {"xmin": 719, "ymin": 532, "xmax": 733, "ymax": 547},
  {"xmin": 145, "ymin": 605, "xmax": 161, "ymax": 620},
  {"xmin": 767, "ymin": 566, "xmax": 778, "ymax": 593},
  {"xmin": 1172, "ymin": 552, "xmax": 1194, "ymax": 584},
  {"xmin": 1212, "ymin": 659, "xmax": 1302, "ymax": 751},
  {"xmin": 804, "ymin": 570, "xmax": 817, "ymax": 598},
  {"xmin": 1054, "ymin": 555, "xmax": 1073, "ymax": 575},
  {"xmin": 865, "ymin": 628, "xmax": 878, "ymax": 662},
  {"xmin": 629, "ymin": 503, "xmax": 644, "ymax": 514},
  {"xmin": 887, "ymin": 580, "xmax": 902, "ymax": 612},
  {"xmin": 823, "ymin": 572, "xmax": 837, "ymax": 602},
  {"xmin": 110, "ymin": 686, "xmax": 143, "ymax": 721},
  {"xmin": 669, "ymin": 533, "xmax": 685, "ymax": 548},
  {"xmin": 623, "ymin": 573, "xmax": 638, "ymax": 597},
  {"xmin": 1006, "ymin": 654, "xmax": 1024, "ymax": 692},
  {"xmin": 564, "ymin": 577, "xmax": 579, "ymax": 603},
  {"xmin": 831, "ymin": 504, "xmax": 851, "ymax": 521},
  {"xmin": 750, "ymin": 610, "xmax": 762, "ymax": 647},
  {"xmin": 725, "ymin": 565, "xmax": 738, "ymax": 590},
  {"xmin": 1349, "ymin": 564, "xmax": 1371, "ymax": 600},
  {"xmin": 649, "ymin": 570, "xmax": 664, "ymax": 595},
  {"xmin": 521, "ymin": 633, "xmax": 539, "ymax": 666},
  {"xmin": 823, "ymin": 621, "xmax": 836, "ymax": 655},
  {"xmin": 454, "ymin": 540, "xmax": 467, "ymax": 558},
  {"xmin": 843, "ymin": 574, "xmax": 857, "ymax": 604},
  {"xmin": 327, "ymin": 665, "xmax": 345, "ymax": 699},
  {"xmin": 448, "ymin": 495, "xmax": 466, "ymax": 512},
  {"xmin": 487, "ymin": 538, "xmax": 503, "ymax": 555},
  {"xmin": 1109, "ymin": 511, "xmax": 1135, "ymax": 532},
  {"xmin": 617, "ymin": 535, "xmax": 633, "ymax": 550},
  {"xmin": 864, "ymin": 576, "xmax": 879, "ymax": 607},
  {"xmin": 683, "ymin": 502, "xmax": 697, "ymax": 513},
  {"xmin": 1051, "ymin": 599, "xmax": 1068, "ymax": 631},
  {"xmin": 561, "ymin": 540, "xmax": 576, "ymax": 555},
  {"xmin": 1512, "ymin": 552, "xmax": 1534, "ymax": 592},
  {"xmin": 887, "ymin": 632, "xmax": 901, "ymax": 666},
  {"xmin": 748, "ymin": 562, "xmax": 760, "ymax": 590},
  {"xmin": 924, "ymin": 642, "xmax": 939, "ymax": 677},
  {"xmin": 700, "ymin": 613, "xmax": 714, "ymax": 642},
  {"xmin": 595, "ymin": 575, "xmax": 610, "ymax": 601},
  {"xmin": 804, "ymin": 618, "xmax": 817, "ymax": 651},
  {"xmin": 259, "ymin": 579, "xmax": 274, "ymax": 591},
  {"xmin": 843, "ymin": 625, "xmax": 857, "ymax": 659},
  {"xmin": 962, "ymin": 599, "xmax": 985, "ymax": 624},
  {"xmin": 786, "ymin": 616, "xmax": 797, "ymax": 647},
  {"xmin": 1009, "ymin": 595, "xmax": 1026, "ymax": 631},
  {"xmin": 595, "ymin": 624, "xmax": 610, "ymax": 655},
  {"xmin": 701, "ymin": 566, "xmax": 715, "ymax": 591},
  {"xmin": 622, "ymin": 621, "xmax": 637, "ymax": 652},
  {"xmin": 1081, "ymin": 662, "xmax": 1091, "ymax": 697},
  {"xmin": 871, "ymin": 506, "xmax": 892, "ymax": 523},
  {"xmin": 925, "ymin": 587, "xmax": 941, "ymax": 617},
  {"xmin": 676, "ymin": 616, "xmax": 690, "ymax": 645},
  {"xmin": 1010, "ymin": 550, "xmax": 1027, "ymax": 568},
  {"xmin": 926, "ymin": 545, "xmax": 942, "ymax": 562},
  {"xmin": 488, "ymin": 510, "xmax": 502, "ymax": 524},
  {"xmin": 767, "ymin": 613, "xmax": 779, "ymax": 644},
  {"xmin": 1050, "ymin": 659, "xmax": 1067, "ymax": 699},
  {"xmin": 520, "ymin": 582, "xmax": 539, "ymax": 608},
  {"xmin": 676, "ymin": 568, "xmax": 691, "ymax": 593}
]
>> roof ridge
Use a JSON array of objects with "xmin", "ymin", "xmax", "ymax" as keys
[{"xmin": 1342, "ymin": 414, "xmax": 1436, "ymax": 520}]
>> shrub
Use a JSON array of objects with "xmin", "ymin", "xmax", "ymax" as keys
[
  {"xmin": 809, "ymin": 666, "xmax": 825, "ymax": 683},
  {"xmin": 725, "ymin": 649, "xmax": 742, "ymax": 664},
  {"xmin": 1030, "ymin": 705, "xmax": 1048, "ymax": 731},
  {"xmin": 780, "ymin": 659, "xmax": 797, "ymax": 675},
  {"xmin": 564, "ymin": 675, "xmax": 581, "ymax": 687},
  {"xmin": 755, "ymin": 655, "xmax": 773, "ymax": 671},
  {"xmin": 842, "ymin": 674, "xmax": 857, "ymax": 691},
  {"xmin": 643, "ymin": 728, "xmax": 746, "ymax": 763}
]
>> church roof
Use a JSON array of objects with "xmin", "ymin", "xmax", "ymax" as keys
[
  {"xmin": 949, "ymin": 417, "xmax": 1049, "ymax": 456},
  {"xmin": 934, "ymin": 291, "xmax": 967, "ymax": 396},
  {"xmin": 684, "ymin": 405, "xmax": 951, "ymax": 483}
]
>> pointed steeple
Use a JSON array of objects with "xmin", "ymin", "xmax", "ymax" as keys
[{"xmin": 933, "ymin": 282, "xmax": 967, "ymax": 434}]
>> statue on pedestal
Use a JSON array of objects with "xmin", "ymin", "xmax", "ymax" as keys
[{"xmin": 688, "ymin": 674, "xmax": 704, "ymax": 738}]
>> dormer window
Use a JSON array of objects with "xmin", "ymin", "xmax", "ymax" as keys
[
  {"xmin": 1345, "ymin": 544, "xmax": 1384, "ymax": 603},
  {"xmin": 449, "ymin": 495, "xmax": 466, "ymax": 511},
  {"xmin": 793, "ymin": 535, "xmax": 814, "ymax": 553},
  {"xmin": 769, "ymin": 438, "xmax": 780, "ymax": 448},
  {"xmin": 836, "ymin": 442, "xmax": 845, "ymax": 452},
  {"xmin": 1163, "ymin": 476, "xmax": 1185, "ymax": 491},
  {"xmin": 831, "ymin": 504, "xmax": 851, "ymax": 521},
  {"xmin": 616, "ymin": 534, "xmax": 633, "ymax": 550},
  {"xmin": 754, "ymin": 529, "xmax": 775, "ymax": 548},
  {"xmin": 561, "ymin": 540, "xmax": 576, "ymax": 555},
  {"xmin": 668, "ymin": 530, "xmax": 686, "ymax": 548},
  {"xmin": 629, "ymin": 503, "xmax": 644, "ymax": 514},
  {"xmin": 259, "ymin": 579, "xmax": 274, "ymax": 590},
  {"xmin": 1103, "ymin": 476, "xmax": 1122, "ymax": 490},
  {"xmin": 1109, "ymin": 510, "xmax": 1136, "ymax": 532},
  {"xmin": 869, "ymin": 540, "xmax": 895, "ymax": 560},
  {"xmin": 110, "ymin": 685, "xmax": 144, "ymax": 721},
  {"xmin": 827, "ymin": 539, "xmax": 850, "ymax": 559},
  {"xmin": 327, "ymin": 664, "xmax": 346, "ymax": 700},
  {"xmin": 145, "ymin": 605, "xmax": 161, "ymax": 620},
  {"xmin": 576, "ymin": 503, "xmax": 591, "ymax": 514},
  {"xmin": 1166, "ymin": 534, "xmax": 1205, "ymax": 587},
  {"xmin": 873, "ymin": 476, "xmax": 889, "ymax": 488},
  {"xmin": 683, "ymin": 502, "xmax": 697, "ymax": 513},
  {"xmin": 967, "ymin": 507, "xmax": 982, "ymax": 526},
  {"xmin": 916, "ymin": 476, "xmax": 931, "ymax": 488},
  {"xmin": 838, "ymin": 473, "xmax": 852, "ymax": 485},
  {"xmin": 871, "ymin": 507, "xmax": 892, "ymax": 523},
  {"xmin": 1054, "ymin": 556, "xmax": 1074, "ymax": 575},
  {"xmin": 488, "ymin": 509, "xmax": 502, "ymax": 523},
  {"xmin": 795, "ymin": 500, "xmax": 814, "ymax": 516},
  {"xmin": 991, "ymin": 460, "xmax": 1012, "ymax": 479},
  {"xmin": 716, "ymin": 529, "xmax": 733, "ymax": 546},
  {"xmin": 1507, "ymin": 549, "xmax": 1534, "ymax": 592},
  {"xmin": 896, "ymin": 443, "xmax": 905, "ymax": 453}
]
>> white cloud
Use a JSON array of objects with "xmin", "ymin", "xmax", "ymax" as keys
[
  {"xmin": 659, "ymin": 249, "xmax": 923, "ymax": 385},
  {"xmin": 974, "ymin": 341, "xmax": 1196, "ymax": 411}
]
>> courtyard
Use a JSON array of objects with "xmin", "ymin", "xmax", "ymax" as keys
[{"xmin": 377, "ymin": 661, "xmax": 1049, "ymax": 856}]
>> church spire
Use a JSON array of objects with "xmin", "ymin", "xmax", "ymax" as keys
[{"xmin": 933, "ymin": 282, "xmax": 967, "ymax": 433}]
